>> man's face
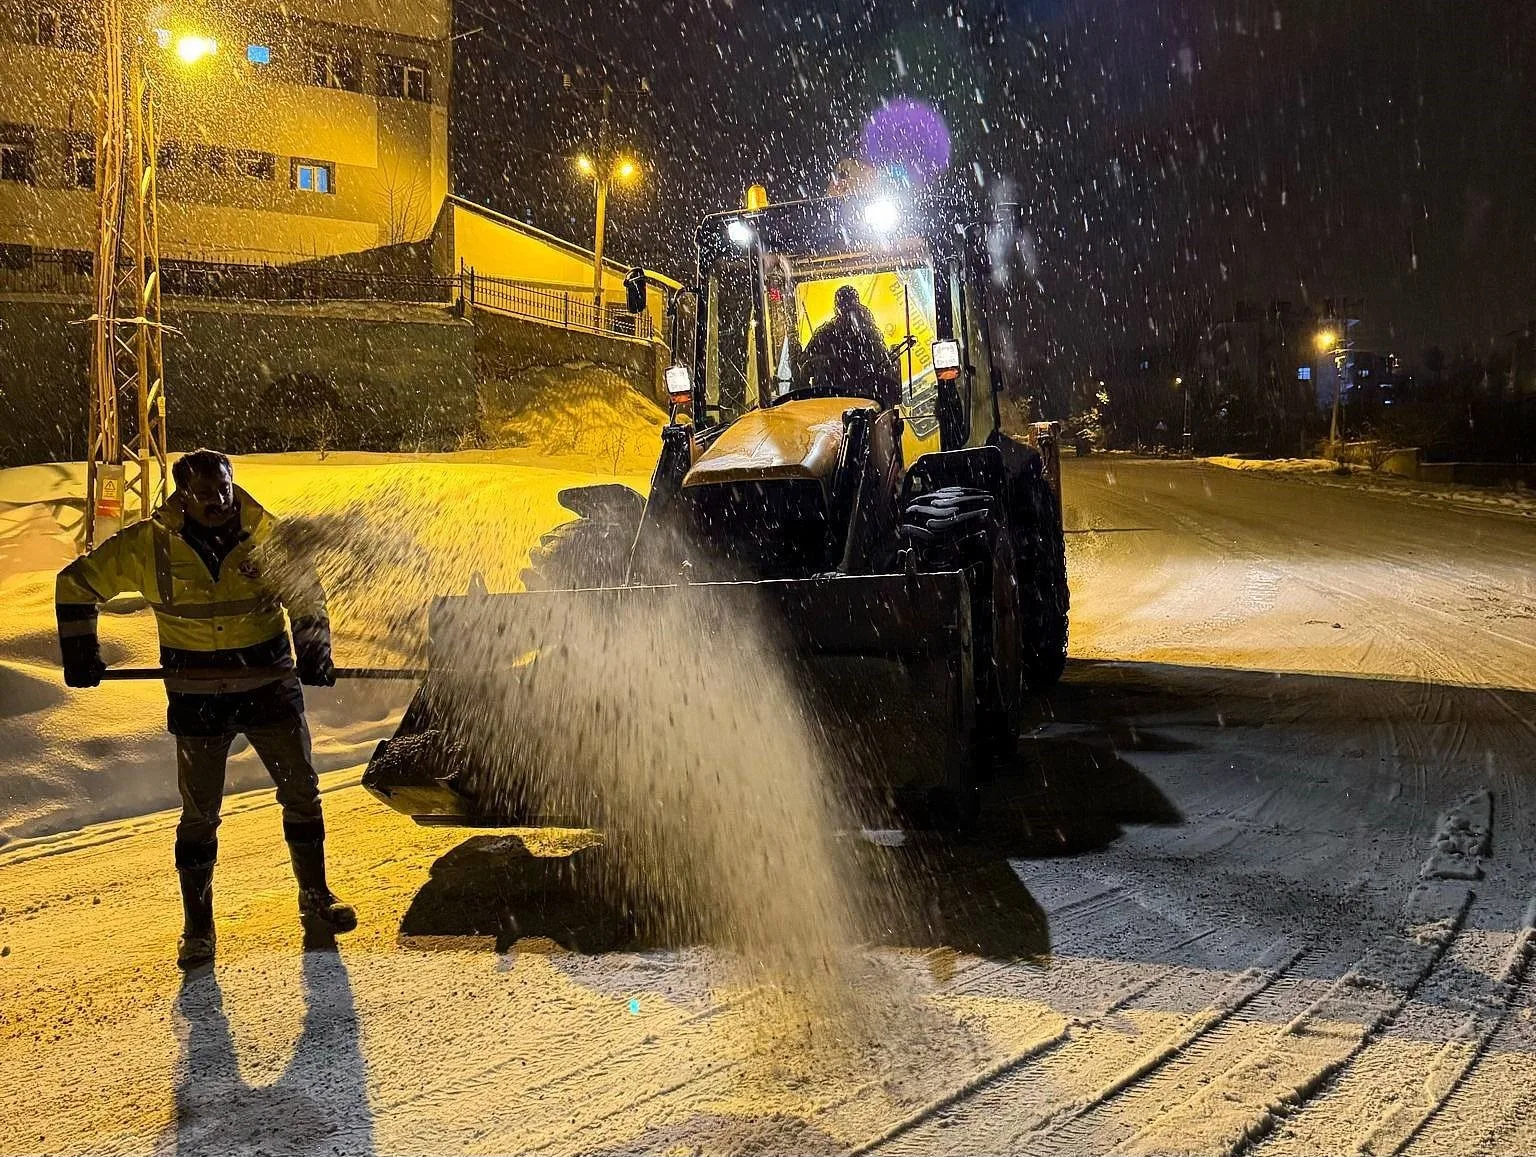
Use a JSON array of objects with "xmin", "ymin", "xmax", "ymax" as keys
[{"xmin": 182, "ymin": 466, "xmax": 236, "ymax": 527}]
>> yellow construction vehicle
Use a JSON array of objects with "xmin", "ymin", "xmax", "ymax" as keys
[{"xmin": 364, "ymin": 189, "xmax": 1067, "ymax": 828}]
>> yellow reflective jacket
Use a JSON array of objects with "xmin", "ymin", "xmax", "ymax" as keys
[{"xmin": 56, "ymin": 487, "xmax": 326, "ymax": 690}]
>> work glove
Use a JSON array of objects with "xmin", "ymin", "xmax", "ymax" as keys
[
  {"xmin": 296, "ymin": 642, "xmax": 336, "ymax": 687},
  {"xmin": 292, "ymin": 615, "xmax": 336, "ymax": 687},
  {"xmin": 61, "ymin": 636, "xmax": 106, "ymax": 688}
]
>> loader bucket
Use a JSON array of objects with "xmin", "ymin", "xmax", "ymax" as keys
[{"xmin": 362, "ymin": 571, "xmax": 975, "ymax": 827}]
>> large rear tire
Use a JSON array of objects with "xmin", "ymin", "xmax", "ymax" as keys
[
  {"xmin": 1017, "ymin": 472, "xmax": 1069, "ymax": 689},
  {"xmin": 901, "ymin": 485, "xmax": 1024, "ymax": 787}
]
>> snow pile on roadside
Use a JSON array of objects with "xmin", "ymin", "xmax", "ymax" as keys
[
  {"xmin": 0, "ymin": 451, "xmax": 652, "ymax": 844},
  {"xmin": 1200, "ymin": 455, "xmax": 1355, "ymax": 475},
  {"xmin": 480, "ymin": 360, "xmax": 666, "ymax": 476},
  {"xmin": 1200, "ymin": 455, "xmax": 1536, "ymax": 518}
]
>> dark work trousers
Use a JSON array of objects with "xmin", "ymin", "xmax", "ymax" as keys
[{"xmin": 173, "ymin": 712, "xmax": 325, "ymax": 871}]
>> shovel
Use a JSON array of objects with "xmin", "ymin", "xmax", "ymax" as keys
[{"xmin": 99, "ymin": 666, "xmax": 426, "ymax": 682}]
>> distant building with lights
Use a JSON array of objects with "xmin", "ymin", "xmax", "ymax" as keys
[{"xmin": 0, "ymin": 0, "xmax": 450, "ymax": 264}]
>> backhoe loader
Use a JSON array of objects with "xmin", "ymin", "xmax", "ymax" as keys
[{"xmin": 363, "ymin": 189, "xmax": 1068, "ymax": 828}]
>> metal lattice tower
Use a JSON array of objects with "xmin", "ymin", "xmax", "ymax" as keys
[{"xmin": 86, "ymin": 0, "xmax": 167, "ymax": 548}]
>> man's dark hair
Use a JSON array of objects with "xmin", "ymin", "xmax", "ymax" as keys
[{"xmin": 172, "ymin": 448, "xmax": 232, "ymax": 490}]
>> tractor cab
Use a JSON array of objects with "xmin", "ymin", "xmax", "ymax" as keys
[{"xmin": 672, "ymin": 193, "xmax": 1016, "ymax": 468}]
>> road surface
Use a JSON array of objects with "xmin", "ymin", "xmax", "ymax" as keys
[{"xmin": 4, "ymin": 456, "xmax": 1535, "ymax": 1156}]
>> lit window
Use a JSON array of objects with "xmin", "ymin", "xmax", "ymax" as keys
[
  {"xmin": 291, "ymin": 159, "xmax": 334, "ymax": 194},
  {"xmin": 247, "ymin": 44, "xmax": 271, "ymax": 65},
  {"xmin": 1297, "ymin": 366, "xmax": 1312, "ymax": 381},
  {"xmin": 66, "ymin": 134, "xmax": 94, "ymax": 189}
]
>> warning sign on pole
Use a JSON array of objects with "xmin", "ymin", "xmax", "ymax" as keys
[{"xmin": 93, "ymin": 464, "xmax": 125, "ymax": 546}]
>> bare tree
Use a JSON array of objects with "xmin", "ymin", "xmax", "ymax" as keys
[{"xmin": 379, "ymin": 162, "xmax": 430, "ymax": 246}]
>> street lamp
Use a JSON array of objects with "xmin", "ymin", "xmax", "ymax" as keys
[
  {"xmin": 1316, "ymin": 328, "xmax": 1344, "ymax": 447},
  {"xmin": 174, "ymin": 33, "xmax": 217, "ymax": 64},
  {"xmin": 577, "ymin": 151, "xmax": 641, "ymax": 319}
]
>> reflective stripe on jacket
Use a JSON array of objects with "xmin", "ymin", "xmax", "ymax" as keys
[{"xmin": 56, "ymin": 486, "xmax": 327, "ymax": 679}]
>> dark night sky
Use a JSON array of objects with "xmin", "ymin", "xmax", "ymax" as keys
[{"xmin": 451, "ymin": 0, "xmax": 1535, "ymax": 370}]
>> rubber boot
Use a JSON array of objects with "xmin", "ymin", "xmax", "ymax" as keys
[
  {"xmin": 287, "ymin": 839, "xmax": 357, "ymax": 934},
  {"xmin": 176, "ymin": 864, "xmax": 217, "ymax": 970}
]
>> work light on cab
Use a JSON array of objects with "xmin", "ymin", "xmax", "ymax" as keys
[
  {"xmin": 665, "ymin": 364, "xmax": 693, "ymax": 398},
  {"xmin": 932, "ymin": 339, "xmax": 961, "ymax": 380}
]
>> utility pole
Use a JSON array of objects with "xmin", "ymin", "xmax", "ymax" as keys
[
  {"xmin": 565, "ymin": 73, "xmax": 648, "ymax": 328},
  {"xmin": 590, "ymin": 83, "xmax": 611, "ymax": 319},
  {"xmin": 86, "ymin": 0, "xmax": 166, "ymax": 548}
]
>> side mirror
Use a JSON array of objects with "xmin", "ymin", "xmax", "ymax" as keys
[{"xmin": 623, "ymin": 267, "xmax": 648, "ymax": 314}]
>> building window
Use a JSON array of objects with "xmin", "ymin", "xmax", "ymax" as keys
[
  {"xmin": 307, "ymin": 47, "xmax": 358, "ymax": 91},
  {"xmin": 232, "ymin": 149, "xmax": 275, "ymax": 180},
  {"xmin": 35, "ymin": 7, "xmax": 63, "ymax": 47},
  {"xmin": 379, "ymin": 56, "xmax": 430, "ymax": 101},
  {"xmin": 66, "ymin": 133, "xmax": 94, "ymax": 189},
  {"xmin": 156, "ymin": 141, "xmax": 228, "ymax": 175},
  {"xmin": 0, "ymin": 132, "xmax": 36, "ymax": 185},
  {"xmin": 0, "ymin": 243, "xmax": 33, "ymax": 271},
  {"xmin": 291, "ymin": 159, "xmax": 334, "ymax": 194},
  {"xmin": 246, "ymin": 43, "xmax": 271, "ymax": 65}
]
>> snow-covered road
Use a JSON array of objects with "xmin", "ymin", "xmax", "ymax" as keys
[{"xmin": 4, "ymin": 456, "xmax": 1535, "ymax": 1156}]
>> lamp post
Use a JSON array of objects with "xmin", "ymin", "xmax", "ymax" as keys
[
  {"xmin": 1316, "ymin": 328, "xmax": 1343, "ymax": 448},
  {"xmin": 575, "ymin": 148, "xmax": 639, "ymax": 324},
  {"xmin": 1175, "ymin": 376, "xmax": 1192, "ymax": 457}
]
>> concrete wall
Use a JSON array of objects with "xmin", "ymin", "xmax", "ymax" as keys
[
  {"xmin": 0, "ymin": 294, "xmax": 477, "ymax": 466},
  {"xmin": 470, "ymin": 307, "xmax": 665, "ymax": 407}
]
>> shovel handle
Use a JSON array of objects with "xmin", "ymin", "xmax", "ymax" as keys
[{"xmin": 98, "ymin": 666, "xmax": 427, "ymax": 681}]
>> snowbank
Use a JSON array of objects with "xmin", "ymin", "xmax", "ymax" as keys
[
  {"xmin": 0, "ymin": 443, "xmax": 655, "ymax": 843},
  {"xmin": 480, "ymin": 360, "xmax": 667, "ymax": 476},
  {"xmin": 1200, "ymin": 456, "xmax": 1351, "ymax": 475},
  {"xmin": 1199, "ymin": 455, "xmax": 1536, "ymax": 518}
]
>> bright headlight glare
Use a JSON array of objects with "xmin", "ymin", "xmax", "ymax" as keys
[
  {"xmin": 862, "ymin": 198, "xmax": 900, "ymax": 233},
  {"xmin": 726, "ymin": 218, "xmax": 754, "ymax": 247}
]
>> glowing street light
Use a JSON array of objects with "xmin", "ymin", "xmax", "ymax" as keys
[
  {"xmin": 1315, "ymin": 329, "xmax": 1339, "ymax": 353},
  {"xmin": 174, "ymin": 33, "xmax": 217, "ymax": 65},
  {"xmin": 575, "ymin": 149, "xmax": 643, "ymax": 316}
]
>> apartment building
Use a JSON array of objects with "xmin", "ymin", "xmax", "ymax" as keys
[{"xmin": 0, "ymin": 0, "xmax": 450, "ymax": 264}]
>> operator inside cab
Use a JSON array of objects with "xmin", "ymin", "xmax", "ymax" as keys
[{"xmin": 799, "ymin": 285, "xmax": 901, "ymax": 408}]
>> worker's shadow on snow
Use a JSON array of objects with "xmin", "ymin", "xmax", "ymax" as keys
[{"xmin": 171, "ymin": 945, "xmax": 373, "ymax": 1155}]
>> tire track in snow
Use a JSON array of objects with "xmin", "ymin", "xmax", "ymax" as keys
[
  {"xmin": 855, "ymin": 935, "xmax": 1310, "ymax": 1154},
  {"xmin": 1254, "ymin": 902, "xmax": 1534, "ymax": 1157},
  {"xmin": 1019, "ymin": 796, "xmax": 1489, "ymax": 1156},
  {"xmin": 1393, "ymin": 900, "xmax": 1536, "ymax": 1157}
]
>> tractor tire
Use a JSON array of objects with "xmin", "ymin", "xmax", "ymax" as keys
[
  {"xmin": 901, "ymin": 486, "xmax": 1024, "ymax": 777},
  {"xmin": 1017, "ymin": 472, "xmax": 1069, "ymax": 690}
]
